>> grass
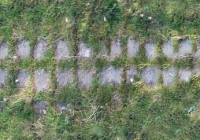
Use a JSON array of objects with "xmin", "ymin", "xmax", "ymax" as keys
[{"xmin": 0, "ymin": 0, "xmax": 200, "ymax": 139}]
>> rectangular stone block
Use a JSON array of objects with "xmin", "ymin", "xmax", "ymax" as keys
[
  {"xmin": 16, "ymin": 70, "xmax": 30, "ymax": 88},
  {"xmin": 126, "ymin": 67, "xmax": 138, "ymax": 83},
  {"xmin": 162, "ymin": 67, "xmax": 177, "ymax": 86},
  {"xmin": 35, "ymin": 69, "xmax": 50, "ymax": 92},
  {"xmin": 99, "ymin": 66, "xmax": 122, "ymax": 85},
  {"xmin": 145, "ymin": 42, "xmax": 157, "ymax": 59},
  {"xmin": 162, "ymin": 41, "xmax": 176, "ymax": 59},
  {"xmin": 34, "ymin": 40, "xmax": 49, "ymax": 61},
  {"xmin": 78, "ymin": 42, "xmax": 92, "ymax": 58},
  {"xmin": 110, "ymin": 39, "xmax": 121, "ymax": 60},
  {"xmin": 17, "ymin": 40, "xmax": 31, "ymax": 59},
  {"xmin": 78, "ymin": 69, "xmax": 94, "ymax": 88},
  {"xmin": 0, "ymin": 69, "xmax": 7, "ymax": 88},
  {"xmin": 0, "ymin": 43, "xmax": 8, "ymax": 60},
  {"xmin": 178, "ymin": 39, "xmax": 192, "ymax": 57},
  {"xmin": 178, "ymin": 69, "xmax": 193, "ymax": 82},
  {"xmin": 56, "ymin": 40, "xmax": 70, "ymax": 60},
  {"xmin": 127, "ymin": 37, "xmax": 139, "ymax": 58},
  {"xmin": 142, "ymin": 67, "xmax": 159, "ymax": 86},
  {"xmin": 57, "ymin": 69, "xmax": 74, "ymax": 87}
]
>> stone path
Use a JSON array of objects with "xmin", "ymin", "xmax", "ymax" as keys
[{"xmin": 0, "ymin": 38, "xmax": 199, "ymax": 92}]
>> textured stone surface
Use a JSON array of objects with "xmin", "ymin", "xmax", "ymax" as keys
[
  {"xmin": 127, "ymin": 37, "xmax": 139, "ymax": 57},
  {"xmin": 126, "ymin": 67, "xmax": 138, "ymax": 83},
  {"xmin": 56, "ymin": 40, "xmax": 70, "ymax": 60},
  {"xmin": 178, "ymin": 69, "xmax": 193, "ymax": 82},
  {"xmin": 145, "ymin": 42, "xmax": 157, "ymax": 59},
  {"xmin": 162, "ymin": 41, "xmax": 175, "ymax": 59},
  {"xmin": 99, "ymin": 66, "xmax": 122, "ymax": 85},
  {"xmin": 16, "ymin": 70, "xmax": 30, "ymax": 88},
  {"xmin": 110, "ymin": 39, "xmax": 121, "ymax": 60},
  {"xmin": 162, "ymin": 67, "xmax": 177, "ymax": 86},
  {"xmin": 142, "ymin": 67, "xmax": 159, "ymax": 86},
  {"xmin": 34, "ymin": 40, "xmax": 48, "ymax": 60},
  {"xmin": 0, "ymin": 43, "xmax": 8, "ymax": 60},
  {"xmin": 78, "ymin": 42, "xmax": 92, "ymax": 58},
  {"xmin": 57, "ymin": 69, "xmax": 74, "ymax": 87},
  {"xmin": 0, "ymin": 69, "xmax": 7, "ymax": 88},
  {"xmin": 78, "ymin": 69, "xmax": 94, "ymax": 88},
  {"xmin": 54, "ymin": 102, "xmax": 69, "ymax": 113},
  {"xmin": 99, "ymin": 43, "xmax": 109, "ymax": 58},
  {"xmin": 193, "ymin": 67, "xmax": 200, "ymax": 76},
  {"xmin": 178, "ymin": 39, "xmax": 192, "ymax": 57},
  {"xmin": 17, "ymin": 40, "xmax": 30, "ymax": 59},
  {"xmin": 194, "ymin": 44, "xmax": 200, "ymax": 60},
  {"xmin": 35, "ymin": 69, "xmax": 50, "ymax": 92},
  {"xmin": 33, "ymin": 100, "xmax": 47, "ymax": 117}
]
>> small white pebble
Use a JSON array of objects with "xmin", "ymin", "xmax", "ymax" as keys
[
  {"xmin": 130, "ymin": 78, "xmax": 134, "ymax": 82},
  {"xmin": 65, "ymin": 18, "xmax": 69, "ymax": 23},
  {"xmin": 148, "ymin": 16, "xmax": 152, "ymax": 20},
  {"xmin": 13, "ymin": 55, "xmax": 17, "ymax": 59},
  {"xmin": 86, "ymin": 2, "xmax": 90, "ymax": 6},
  {"xmin": 103, "ymin": 17, "xmax": 107, "ymax": 21},
  {"xmin": 3, "ymin": 98, "xmax": 7, "ymax": 101},
  {"xmin": 15, "ymin": 79, "xmax": 19, "ymax": 83},
  {"xmin": 43, "ymin": 109, "xmax": 47, "ymax": 114},
  {"xmin": 61, "ymin": 106, "xmax": 66, "ymax": 111},
  {"xmin": 100, "ymin": 106, "xmax": 104, "ymax": 109},
  {"xmin": 140, "ymin": 14, "xmax": 144, "ymax": 17}
]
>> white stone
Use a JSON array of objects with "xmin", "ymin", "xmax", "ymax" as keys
[
  {"xmin": 162, "ymin": 67, "xmax": 177, "ymax": 86},
  {"xmin": 110, "ymin": 40, "xmax": 121, "ymax": 60},
  {"xmin": 99, "ymin": 66, "xmax": 122, "ymax": 85},
  {"xmin": 178, "ymin": 39, "xmax": 192, "ymax": 57},
  {"xmin": 145, "ymin": 42, "xmax": 157, "ymax": 59},
  {"xmin": 126, "ymin": 67, "xmax": 138, "ymax": 83},
  {"xmin": 34, "ymin": 40, "xmax": 49, "ymax": 61},
  {"xmin": 78, "ymin": 42, "xmax": 92, "ymax": 58},
  {"xmin": 142, "ymin": 67, "xmax": 159, "ymax": 86},
  {"xmin": 178, "ymin": 69, "xmax": 193, "ymax": 82},
  {"xmin": 56, "ymin": 40, "xmax": 70, "ymax": 60},
  {"xmin": 0, "ymin": 43, "xmax": 8, "ymax": 60},
  {"xmin": 127, "ymin": 37, "xmax": 139, "ymax": 57},
  {"xmin": 162, "ymin": 41, "xmax": 176, "ymax": 59}
]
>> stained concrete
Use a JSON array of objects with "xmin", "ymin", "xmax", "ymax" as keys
[
  {"xmin": 178, "ymin": 39, "xmax": 192, "ymax": 57},
  {"xmin": 78, "ymin": 42, "xmax": 92, "ymax": 58},
  {"xmin": 34, "ymin": 40, "xmax": 48, "ymax": 61},
  {"xmin": 126, "ymin": 67, "xmax": 138, "ymax": 83},
  {"xmin": 35, "ymin": 69, "xmax": 50, "ymax": 92},
  {"xmin": 0, "ymin": 43, "xmax": 8, "ymax": 60},
  {"xmin": 145, "ymin": 42, "xmax": 157, "ymax": 59},
  {"xmin": 162, "ymin": 67, "xmax": 177, "ymax": 86},
  {"xmin": 17, "ymin": 40, "xmax": 31, "ymax": 59},
  {"xmin": 78, "ymin": 69, "xmax": 94, "ymax": 88},
  {"xmin": 162, "ymin": 41, "xmax": 176, "ymax": 59},
  {"xmin": 142, "ymin": 67, "xmax": 159, "ymax": 86},
  {"xmin": 110, "ymin": 40, "xmax": 121, "ymax": 60},
  {"xmin": 0, "ymin": 69, "xmax": 7, "ymax": 88},
  {"xmin": 99, "ymin": 66, "xmax": 122, "ymax": 85},
  {"xmin": 178, "ymin": 69, "xmax": 193, "ymax": 82},
  {"xmin": 16, "ymin": 70, "xmax": 30, "ymax": 88},
  {"xmin": 56, "ymin": 40, "xmax": 70, "ymax": 60},
  {"xmin": 57, "ymin": 69, "xmax": 74, "ymax": 87},
  {"xmin": 127, "ymin": 37, "xmax": 139, "ymax": 57}
]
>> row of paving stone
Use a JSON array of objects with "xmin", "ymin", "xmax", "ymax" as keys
[
  {"xmin": 0, "ymin": 66, "xmax": 200, "ymax": 91},
  {"xmin": 0, "ymin": 38, "xmax": 199, "ymax": 91},
  {"xmin": 0, "ymin": 38, "xmax": 199, "ymax": 60}
]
